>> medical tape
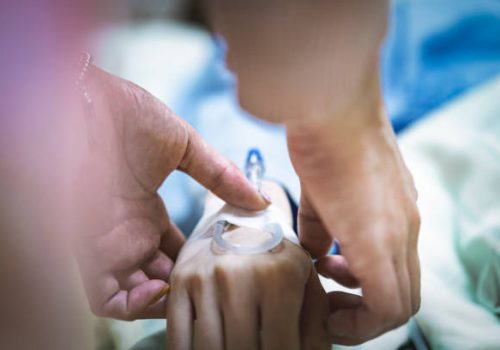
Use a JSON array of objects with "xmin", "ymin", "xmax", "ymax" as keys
[{"xmin": 189, "ymin": 198, "xmax": 299, "ymax": 247}]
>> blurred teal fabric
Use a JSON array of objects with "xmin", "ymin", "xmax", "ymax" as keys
[
  {"xmin": 382, "ymin": 0, "xmax": 500, "ymax": 132},
  {"xmin": 399, "ymin": 76, "xmax": 500, "ymax": 349}
]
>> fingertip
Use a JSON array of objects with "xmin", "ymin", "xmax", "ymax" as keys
[
  {"xmin": 214, "ymin": 164, "xmax": 269, "ymax": 210},
  {"xmin": 148, "ymin": 283, "xmax": 170, "ymax": 306},
  {"xmin": 315, "ymin": 256, "xmax": 360, "ymax": 288},
  {"xmin": 140, "ymin": 293, "xmax": 169, "ymax": 319},
  {"xmin": 143, "ymin": 251, "xmax": 174, "ymax": 281},
  {"xmin": 128, "ymin": 280, "xmax": 169, "ymax": 316},
  {"xmin": 179, "ymin": 125, "xmax": 268, "ymax": 211},
  {"xmin": 259, "ymin": 188, "xmax": 273, "ymax": 205},
  {"xmin": 299, "ymin": 228, "xmax": 333, "ymax": 258}
]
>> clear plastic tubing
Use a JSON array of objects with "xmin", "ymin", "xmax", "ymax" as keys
[{"xmin": 245, "ymin": 148, "xmax": 265, "ymax": 191}]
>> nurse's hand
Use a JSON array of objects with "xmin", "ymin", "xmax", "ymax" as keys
[
  {"xmin": 287, "ymin": 98, "xmax": 421, "ymax": 345},
  {"xmin": 210, "ymin": 0, "xmax": 419, "ymax": 344},
  {"xmin": 74, "ymin": 67, "xmax": 269, "ymax": 320}
]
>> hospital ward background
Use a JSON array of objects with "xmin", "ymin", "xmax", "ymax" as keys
[
  {"xmin": 1, "ymin": 0, "xmax": 499, "ymax": 349},
  {"xmin": 82, "ymin": 1, "xmax": 500, "ymax": 349}
]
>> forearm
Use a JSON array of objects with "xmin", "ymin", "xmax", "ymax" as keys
[
  {"xmin": 286, "ymin": 69, "xmax": 390, "ymax": 175},
  {"xmin": 209, "ymin": 0, "xmax": 389, "ymax": 124}
]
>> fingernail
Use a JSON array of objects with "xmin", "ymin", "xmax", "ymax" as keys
[
  {"xmin": 259, "ymin": 188, "xmax": 272, "ymax": 204},
  {"xmin": 149, "ymin": 284, "xmax": 170, "ymax": 305}
]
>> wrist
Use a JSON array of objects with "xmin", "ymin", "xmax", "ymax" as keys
[
  {"xmin": 287, "ymin": 75, "xmax": 387, "ymax": 153},
  {"xmin": 286, "ymin": 64, "xmax": 384, "ymax": 135},
  {"xmin": 286, "ymin": 72, "xmax": 395, "ymax": 183}
]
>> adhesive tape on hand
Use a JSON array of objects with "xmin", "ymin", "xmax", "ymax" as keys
[{"xmin": 190, "ymin": 196, "xmax": 299, "ymax": 246}]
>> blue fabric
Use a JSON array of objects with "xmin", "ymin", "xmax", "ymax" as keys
[{"xmin": 382, "ymin": 0, "xmax": 500, "ymax": 132}]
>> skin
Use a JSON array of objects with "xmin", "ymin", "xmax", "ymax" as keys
[
  {"xmin": 210, "ymin": 0, "xmax": 421, "ymax": 344},
  {"xmin": 3, "ymin": 0, "xmax": 418, "ymax": 347},
  {"xmin": 167, "ymin": 181, "xmax": 330, "ymax": 350},
  {"xmin": 74, "ymin": 66, "xmax": 269, "ymax": 320}
]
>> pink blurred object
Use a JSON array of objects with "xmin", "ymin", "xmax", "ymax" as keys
[{"xmin": 0, "ymin": 1, "xmax": 102, "ymax": 349}]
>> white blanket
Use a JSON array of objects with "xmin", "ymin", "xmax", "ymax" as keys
[{"xmin": 398, "ymin": 75, "xmax": 500, "ymax": 349}]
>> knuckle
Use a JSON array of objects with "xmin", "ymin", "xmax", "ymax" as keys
[
  {"xmin": 379, "ymin": 303, "xmax": 405, "ymax": 329},
  {"xmin": 410, "ymin": 205, "xmax": 421, "ymax": 237},
  {"xmin": 121, "ymin": 312, "xmax": 135, "ymax": 322},
  {"xmin": 169, "ymin": 268, "xmax": 190, "ymax": 286},
  {"xmin": 214, "ymin": 264, "xmax": 232, "ymax": 291},
  {"xmin": 384, "ymin": 226, "xmax": 404, "ymax": 247},
  {"xmin": 259, "ymin": 262, "xmax": 303, "ymax": 291},
  {"xmin": 362, "ymin": 220, "xmax": 402, "ymax": 250},
  {"xmin": 89, "ymin": 302, "xmax": 104, "ymax": 317},
  {"xmin": 412, "ymin": 295, "xmax": 422, "ymax": 315},
  {"xmin": 167, "ymin": 268, "xmax": 181, "ymax": 282},
  {"xmin": 283, "ymin": 259, "xmax": 309, "ymax": 285},
  {"xmin": 188, "ymin": 271, "xmax": 207, "ymax": 291},
  {"xmin": 396, "ymin": 313, "xmax": 410, "ymax": 328},
  {"xmin": 255, "ymin": 261, "xmax": 280, "ymax": 280},
  {"xmin": 393, "ymin": 306, "xmax": 410, "ymax": 328},
  {"xmin": 397, "ymin": 314, "xmax": 410, "ymax": 328}
]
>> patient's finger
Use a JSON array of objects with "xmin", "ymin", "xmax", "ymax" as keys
[
  {"xmin": 192, "ymin": 280, "xmax": 224, "ymax": 350},
  {"xmin": 177, "ymin": 122, "xmax": 268, "ymax": 211},
  {"xmin": 300, "ymin": 269, "xmax": 330, "ymax": 350},
  {"xmin": 260, "ymin": 282, "xmax": 302, "ymax": 350},
  {"xmin": 315, "ymin": 255, "xmax": 360, "ymax": 288},
  {"xmin": 166, "ymin": 287, "xmax": 193, "ymax": 350},
  {"xmin": 220, "ymin": 277, "xmax": 259, "ymax": 350}
]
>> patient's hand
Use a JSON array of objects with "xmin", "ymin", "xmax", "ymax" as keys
[{"xmin": 166, "ymin": 182, "xmax": 330, "ymax": 350}]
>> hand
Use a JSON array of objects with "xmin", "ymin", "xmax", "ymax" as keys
[
  {"xmin": 74, "ymin": 67, "xmax": 269, "ymax": 320},
  {"xmin": 166, "ymin": 182, "xmax": 330, "ymax": 350},
  {"xmin": 287, "ymin": 98, "xmax": 421, "ymax": 345},
  {"xmin": 212, "ymin": 0, "xmax": 419, "ymax": 343}
]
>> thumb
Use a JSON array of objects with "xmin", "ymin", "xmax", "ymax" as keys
[
  {"xmin": 298, "ymin": 191, "xmax": 333, "ymax": 258},
  {"xmin": 177, "ymin": 121, "xmax": 269, "ymax": 211}
]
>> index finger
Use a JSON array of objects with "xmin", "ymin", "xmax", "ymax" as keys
[
  {"xmin": 177, "ymin": 121, "xmax": 269, "ymax": 211},
  {"xmin": 166, "ymin": 287, "xmax": 193, "ymax": 350}
]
